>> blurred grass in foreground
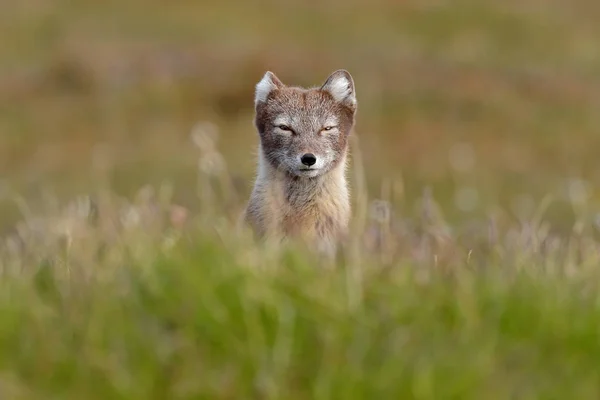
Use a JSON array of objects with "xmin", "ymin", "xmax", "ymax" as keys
[{"xmin": 3, "ymin": 229, "xmax": 600, "ymax": 399}]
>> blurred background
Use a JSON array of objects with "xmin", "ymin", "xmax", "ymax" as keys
[{"xmin": 2, "ymin": 0, "xmax": 600, "ymax": 233}]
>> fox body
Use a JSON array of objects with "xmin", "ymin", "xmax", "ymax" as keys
[{"xmin": 244, "ymin": 69, "xmax": 357, "ymax": 255}]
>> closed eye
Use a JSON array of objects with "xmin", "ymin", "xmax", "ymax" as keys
[{"xmin": 277, "ymin": 124, "xmax": 292, "ymax": 131}]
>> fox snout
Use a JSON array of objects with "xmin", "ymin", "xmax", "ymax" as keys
[
  {"xmin": 295, "ymin": 151, "xmax": 323, "ymax": 169},
  {"xmin": 300, "ymin": 153, "xmax": 317, "ymax": 166},
  {"xmin": 289, "ymin": 151, "xmax": 328, "ymax": 177}
]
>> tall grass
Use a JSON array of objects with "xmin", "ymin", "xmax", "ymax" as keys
[{"xmin": 2, "ymin": 121, "xmax": 600, "ymax": 399}]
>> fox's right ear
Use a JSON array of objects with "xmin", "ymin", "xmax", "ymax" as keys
[
  {"xmin": 255, "ymin": 71, "xmax": 284, "ymax": 106},
  {"xmin": 321, "ymin": 70, "xmax": 357, "ymax": 110}
]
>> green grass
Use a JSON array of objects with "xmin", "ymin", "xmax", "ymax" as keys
[{"xmin": 3, "ymin": 212, "xmax": 600, "ymax": 399}]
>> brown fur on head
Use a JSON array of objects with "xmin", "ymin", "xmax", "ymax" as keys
[{"xmin": 253, "ymin": 70, "xmax": 357, "ymax": 179}]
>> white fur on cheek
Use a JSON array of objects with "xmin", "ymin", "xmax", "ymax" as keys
[{"xmin": 255, "ymin": 73, "xmax": 276, "ymax": 104}]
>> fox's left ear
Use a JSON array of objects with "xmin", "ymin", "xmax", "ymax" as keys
[{"xmin": 321, "ymin": 70, "xmax": 357, "ymax": 110}]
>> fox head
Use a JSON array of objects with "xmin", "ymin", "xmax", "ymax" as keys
[{"xmin": 253, "ymin": 69, "xmax": 357, "ymax": 179}]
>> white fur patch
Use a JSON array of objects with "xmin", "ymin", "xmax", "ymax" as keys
[
  {"xmin": 323, "ymin": 116, "xmax": 339, "ymax": 128},
  {"xmin": 273, "ymin": 116, "xmax": 292, "ymax": 126},
  {"xmin": 255, "ymin": 72, "xmax": 278, "ymax": 104},
  {"xmin": 322, "ymin": 71, "xmax": 356, "ymax": 107},
  {"xmin": 329, "ymin": 77, "xmax": 351, "ymax": 100}
]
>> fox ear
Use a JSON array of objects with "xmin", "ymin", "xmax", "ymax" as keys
[
  {"xmin": 255, "ymin": 71, "xmax": 284, "ymax": 105},
  {"xmin": 321, "ymin": 70, "xmax": 356, "ymax": 109}
]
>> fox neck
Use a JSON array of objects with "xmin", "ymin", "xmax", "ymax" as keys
[{"xmin": 256, "ymin": 145, "xmax": 349, "ymax": 207}]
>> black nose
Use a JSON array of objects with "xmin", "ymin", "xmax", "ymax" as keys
[{"xmin": 301, "ymin": 153, "xmax": 317, "ymax": 166}]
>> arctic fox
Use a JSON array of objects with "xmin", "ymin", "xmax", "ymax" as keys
[{"xmin": 244, "ymin": 69, "xmax": 358, "ymax": 255}]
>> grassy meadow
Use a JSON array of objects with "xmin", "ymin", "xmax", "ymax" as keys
[{"xmin": 3, "ymin": 0, "xmax": 600, "ymax": 397}]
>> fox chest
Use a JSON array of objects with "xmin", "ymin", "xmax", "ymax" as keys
[{"xmin": 278, "ymin": 201, "xmax": 346, "ymax": 242}]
